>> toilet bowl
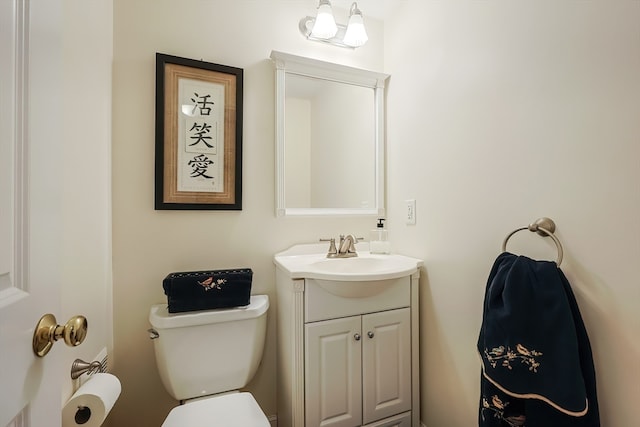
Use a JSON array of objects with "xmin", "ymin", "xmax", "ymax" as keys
[
  {"xmin": 149, "ymin": 295, "xmax": 270, "ymax": 426},
  {"xmin": 162, "ymin": 392, "xmax": 269, "ymax": 427}
]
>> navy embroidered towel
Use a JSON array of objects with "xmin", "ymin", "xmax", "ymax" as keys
[
  {"xmin": 162, "ymin": 268, "xmax": 252, "ymax": 313},
  {"xmin": 477, "ymin": 253, "xmax": 600, "ymax": 426}
]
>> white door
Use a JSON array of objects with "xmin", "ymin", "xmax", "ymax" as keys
[
  {"xmin": 1, "ymin": 0, "xmax": 64, "ymax": 426},
  {"xmin": 362, "ymin": 308, "xmax": 411, "ymax": 425},
  {"xmin": 306, "ymin": 316, "xmax": 363, "ymax": 427}
]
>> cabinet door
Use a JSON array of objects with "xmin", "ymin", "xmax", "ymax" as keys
[
  {"xmin": 362, "ymin": 308, "xmax": 412, "ymax": 424},
  {"xmin": 306, "ymin": 316, "xmax": 363, "ymax": 427}
]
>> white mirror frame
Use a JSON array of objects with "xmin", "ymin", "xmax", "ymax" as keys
[{"xmin": 271, "ymin": 51, "xmax": 389, "ymax": 217}]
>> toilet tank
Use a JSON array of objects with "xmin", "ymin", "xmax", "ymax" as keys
[{"xmin": 149, "ymin": 295, "xmax": 269, "ymax": 401}]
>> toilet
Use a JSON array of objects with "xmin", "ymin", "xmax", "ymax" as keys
[{"xmin": 149, "ymin": 294, "xmax": 270, "ymax": 427}]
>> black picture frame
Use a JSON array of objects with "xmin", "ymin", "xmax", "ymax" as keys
[{"xmin": 155, "ymin": 53, "xmax": 243, "ymax": 210}]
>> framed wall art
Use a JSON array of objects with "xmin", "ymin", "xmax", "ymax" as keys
[{"xmin": 155, "ymin": 53, "xmax": 243, "ymax": 210}]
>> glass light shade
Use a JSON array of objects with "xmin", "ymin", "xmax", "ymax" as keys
[
  {"xmin": 311, "ymin": 3, "xmax": 338, "ymax": 39},
  {"xmin": 343, "ymin": 13, "xmax": 368, "ymax": 47}
]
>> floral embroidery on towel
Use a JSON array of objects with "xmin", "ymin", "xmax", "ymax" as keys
[
  {"xmin": 484, "ymin": 344, "xmax": 543, "ymax": 373},
  {"xmin": 482, "ymin": 395, "xmax": 527, "ymax": 426},
  {"xmin": 197, "ymin": 276, "xmax": 227, "ymax": 291}
]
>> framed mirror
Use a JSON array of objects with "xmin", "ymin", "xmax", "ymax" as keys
[{"xmin": 271, "ymin": 51, "xmax": 389, "ymax": 216}]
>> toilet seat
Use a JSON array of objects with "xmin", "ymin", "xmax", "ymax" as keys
[{"xmin": 162, "ymin": 392, "xmax": 270, "ymax": 427}]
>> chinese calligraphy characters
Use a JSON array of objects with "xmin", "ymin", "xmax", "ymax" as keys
[{"xmin": 178, "ymin": 78, "xmax": 225, "ymax": 193}]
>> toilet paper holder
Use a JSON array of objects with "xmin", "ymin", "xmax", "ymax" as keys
[{"xmin": 71, "ymin": 359, "xmax": 103, "ymax": 380}]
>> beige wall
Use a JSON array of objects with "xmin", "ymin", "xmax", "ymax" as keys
[
  {"xmin": 110, "ymin": 1, "xmax": 383, "ymax": 426},
  {"xmin": 385, "ymin": 1, "xmax": 640, "ymax": 426}
]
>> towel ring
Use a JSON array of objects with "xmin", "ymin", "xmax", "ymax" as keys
[{"xmin": 501, "ymin": 217, "xmax": 564, "ymax": 265}]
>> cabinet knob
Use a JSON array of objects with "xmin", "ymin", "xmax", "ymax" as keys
[
  {"xmin": 354, "ymin": 333, "xmax": 361, "ymax": 341},
  {"xmin": 367, "ymin": 331, "xmax": 375, "ymax": 339}
]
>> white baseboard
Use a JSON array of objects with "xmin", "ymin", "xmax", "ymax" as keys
[{"xmin": 265, "ymin": 414, "xmax": 426, "ymax": 427}]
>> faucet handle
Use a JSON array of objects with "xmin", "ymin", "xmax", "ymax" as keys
[
  {"xmin": 341, "ymin": 235, "xmax": 364, "ymax": 241},
  {"xmin": 319, "ymin": 238, "xmax": 337, "ymax": 256}
]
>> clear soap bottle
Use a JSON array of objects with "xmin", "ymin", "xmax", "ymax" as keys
[{"xmin": 370, "ymin": 218, "xmax": 390, "ymax": 254}]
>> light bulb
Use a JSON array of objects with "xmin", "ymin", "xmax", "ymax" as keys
[
  {"xmin": 311, "ymin": 1, "xmax": 338, "ymax": 39},
  {"xmin": 343, "ymin": 3, "xmax": 368, "ymax": 47},
  {"xmin": 344, "ymin": 14, "xmax": 368, "ymax": 47}
]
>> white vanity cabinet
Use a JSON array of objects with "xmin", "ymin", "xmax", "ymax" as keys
[
  {"xmin": 305, "ymin": 308, "xmax": 411, "ymax": 427},
  {"xmin": 274, "ymin": 248, "xmax": 421, "ymax": 427}
]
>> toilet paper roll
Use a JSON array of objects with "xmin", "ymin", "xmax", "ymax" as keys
[{"xmin": 62, "ymin": 373, "xmax": 121, "ymax": 427}]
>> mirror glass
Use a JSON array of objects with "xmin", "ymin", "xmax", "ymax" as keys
[
  {"xmin": 284, "ymin": 74, "xmax": 375, "ymax": 209},
  {"xmin": 271, "ymin": 51, "xmax": 389, "ymax": 216}
]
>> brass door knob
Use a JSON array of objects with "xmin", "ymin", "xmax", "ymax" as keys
[{"xmin": 32, "ymin": 314, "xmax": 88, "ymax": 357}]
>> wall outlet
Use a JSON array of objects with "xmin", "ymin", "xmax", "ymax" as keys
[{"xmin": 405, "ymin": 199, "xmax": 416, "ymax": 225}]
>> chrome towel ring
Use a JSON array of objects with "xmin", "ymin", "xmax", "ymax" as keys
[{"xmin": 501, "ymin": 217, "xmax": 564, "ymax": 265}]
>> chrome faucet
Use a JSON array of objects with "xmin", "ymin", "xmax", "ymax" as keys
[
  {"xmin": 321, "ymin": 234, "xmax": 363, "ymax": 258},
  {"xmin": 338, "ymin": 234, "xmax": 359, "ymax": 257}
]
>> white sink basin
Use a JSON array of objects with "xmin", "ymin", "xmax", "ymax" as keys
[{"xmin": 274, "ymin": 243, "xmax": 422, "ymax": 282}]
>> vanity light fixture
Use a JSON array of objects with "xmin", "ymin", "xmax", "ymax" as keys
[{"xmin": 299, "ymin": 1, "xmax": 369, "ymax": 49}]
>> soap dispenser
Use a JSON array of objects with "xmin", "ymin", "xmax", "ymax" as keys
[{"xmin": 370, "ymin": 218, "xmax": 390, "ymax": 254}]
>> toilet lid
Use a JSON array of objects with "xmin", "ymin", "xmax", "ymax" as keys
[{"xmin": 162, "ymin": 392, "xmax": 270, "ymax": 427}]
